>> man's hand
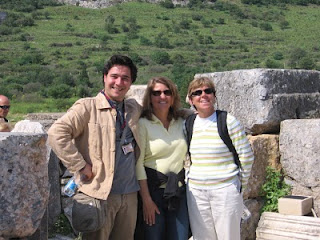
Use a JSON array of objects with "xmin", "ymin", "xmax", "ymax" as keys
[{"xmin": 80, "ymin": 163, "xmax": 93, "ymax": 181}]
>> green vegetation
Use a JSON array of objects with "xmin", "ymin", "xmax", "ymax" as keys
[
  {"xmin": 0, "ymin": 0, "xmax": 319, "ymax": 117},
  {"xmin": 49, "ymin": 213, "xmax": 74, "ymax": 238},
  {"xmin": 260, "ymin": 166, "xmax": 291, "ymax": 213}
]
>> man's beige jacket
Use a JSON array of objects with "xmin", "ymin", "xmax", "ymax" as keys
[{"xmin": 48, "ymin": 92, "xmax": 141, "ymax": 200}]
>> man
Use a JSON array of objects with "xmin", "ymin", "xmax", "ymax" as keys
[
  {"xmin": 48, "ymin": 55, "xmax": 141, "ymax": 240},
  {"xmin": 0, "ymin": 95, "xmax": 10, "ymax": 123}
]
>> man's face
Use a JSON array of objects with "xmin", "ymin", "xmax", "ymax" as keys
[
  {"xmin": 0, "ymin": 97, "xmax": 10, "ymax": 118},
  {"xmin": 103, "ymin": 65, "xmax": 132, "ymax": 102}
]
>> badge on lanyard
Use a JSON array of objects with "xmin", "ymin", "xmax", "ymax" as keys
[{"xmin": 122, "ymin": 143, "xmax": 134, "ymax": 155}]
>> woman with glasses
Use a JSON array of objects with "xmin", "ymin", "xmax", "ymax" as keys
[
  {"xmin": 135, "ymin": 76, "xmax": 190, "ymax": 240},
  {"xmin": 185, "ymin": 77, "xmax": 254, "ymax": 240}
]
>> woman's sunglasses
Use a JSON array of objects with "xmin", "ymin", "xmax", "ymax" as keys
[
  {"xmin": 151, "ymin": 90, "xmax": 172, "ymax": 96},
  {"xmin": 191, "ymin": 88, "xmax": 215, "ymax": 97}
]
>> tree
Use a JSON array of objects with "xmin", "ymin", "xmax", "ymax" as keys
[
  {"xmin": 48, "ymin": 84, "xmax": 72, "ymax": 99},
  {"xmin": 299, "ymin": 57, "xmax": 315, "ymax": 70},
  {"xmin": 151, "ymin": 51, "xmax": 172, "ymax": 65},
  {"xmin": 288, "ymin": 48, "xmax": 306, "ymax": 68}
]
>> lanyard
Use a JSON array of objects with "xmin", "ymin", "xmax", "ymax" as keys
[{"xmin": 101, "ymin": 91, "xmax": 126, "ymax": 130}]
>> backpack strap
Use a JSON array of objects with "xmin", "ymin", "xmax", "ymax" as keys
[
  {"xmin": 184, "ymin": 113, "xmax": 197, "ymax": 155},
  {"xmin": 216, "ymin": 110, "xmax": 242, "ymax": 170},
  {"xmin": 185, "ymin": 111, "xmax": 241, "ymax": 170}
]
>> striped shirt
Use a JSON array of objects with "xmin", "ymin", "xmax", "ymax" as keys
[{"xmin": 188, "ymin": 111, "xmax": 254, "ymax": 190}]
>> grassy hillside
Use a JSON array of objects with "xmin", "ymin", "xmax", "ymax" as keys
[{"xmin": 0, "ymin": 0, "xmax": 319, "ymax": 119}]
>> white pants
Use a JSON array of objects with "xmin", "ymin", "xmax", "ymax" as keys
[{"xmin": 187, "ymin": 182, "xmax": 243, "ymax": 240}]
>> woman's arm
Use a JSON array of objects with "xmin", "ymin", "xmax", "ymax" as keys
[{"xmin": 139, "ymin": 179, "xmax": 160, "ymax": 226}]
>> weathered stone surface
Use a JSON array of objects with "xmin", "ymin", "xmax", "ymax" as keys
[
  {"xmin": 0, "ymin": 133, "xmax": 49, "ymax": 238},
  {"xmin": 241, "ymin": 199, "xmax": 263, "ymax": 240},
  {"xmin": 195, "ymin": 69, "xmax": 320, "ymax": 135},
  {"xmin": 256, "ymin": 212, "xmax": 320, "ymax": 239},
  {"xmin": 48, "ymin": 151, "xmax": 62, "ymax": 230},
  {"xmin": 280, "ymin": 119, "xmax": 320, "ymax": 216},
  {"xmin": 12, "ymin": 120, "xmax": 45, "ymax": 133},
  {"xmin": 244, "ymin": 134, "xmax": 280, "ymax": 199},
  {"xmin": 126, "ymin": 84, "xmax": 147, "ymax": 105},
  {"xmin": 56, "ymin": 0, "xmax": 188, "ymax": 9},
  {"xmin": 285, "ymin": 179, "xmax": 320, "ymax": 217},
  {"xmin": 280, "ymin": 119, "xmax": 320, "ymax": 186},
  {"xmin": 26, "ymin": 113, "xmax": 65, "ymax": 131}
]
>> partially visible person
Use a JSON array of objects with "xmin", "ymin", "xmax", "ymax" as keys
[
  {"xmin": 136, "ymin": 77, "xmax": 189, "ymax": 240},
  {"xmin": 185, "ymin": 77, "xmax": 254, "ymax": 240},
  {"xmin": 0, "ymin": 122, "xmax": 11, "ymax": 132},
  {"xmin": 0, "ymin": 95, "xmax": 10, "ymax": 123},
  {"xmin": 48, "ymin": 54, "xmax": 141, "ymax": 240}
]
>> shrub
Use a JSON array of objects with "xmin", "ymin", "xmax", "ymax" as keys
[
  {"xmin": 104, "ymin": 15, "xmax": 119, "ymax": 34},
  {"xmin": 129, "ymin": 53, "xmax": 148, "ymax": 66},
  {"xmin": 55, "ymin": 72, "xmax": 75, "ymax": 87},
  {"xmin": 154, "ymin": 33, "xmax": 172, "ymax": 48},
  {"xmin": 179, "ymin": 19, "xmax": 191, "ymax": 29},
  {"xmin": 288, "ymin": 47, "xmax": 306, "ymax": 68},
  {"xmin": 201, "ymin": 18, "xmax": 211, "ymax": 28},
  {"xmin": 65, "ymin": 23, "xmax": 74, "ymax": 32},
  {"xmin": 300, "ymin": 56, "xmax": 315, "ymax": 70},
  {"xmin": 260, "ymin": 167, "xmax": 290, "ymax": 213},
  {"xmin": 260, "ymin": 22, "xmax": 273, "ymax": 31},
  {"xmin": 240, "ymin": 43, "xmax": 249, "ymax": 52},
  {"xmin": 273, "ymin": 52, "xmax": 284, "ymax": 60},
  {"xmin": 151, "ymin": 51, "xmax": 172, "ymax": 65},
  {"xmin": 121, "ymin": 24, "xmax": 129, "ymax": 32},
  {"xmin": 198, "ymin": 35, "xmax": 214, "ymax": 45},
  {"xmin": 265, "ymin": 59, "xmax": 282, "ymax": 68},
  {"xmin": 217, "ymin": 18, "xmax": 225, "ymax": 24},
  {"xmin": 279, "ymin": 19, "xmax": 289, "ymax": 30},
  {"xmin": 0, "ymin": 25, "xmax": 13, "ymax": 35},
  {"xmin": 15, "ymin": 51, "xmax": 44, "ymax": 65},
  {"xmin": 160, "ymin": 0, "xmax": 175, "ymax": 9},
  {"xmin": 251, "ymin": 21, "xmax": 258, "ymax": 27},
  {"xmin": 23, "ymin": 82, "xmax": 43, "ymax": 93},
  {"xmin": 192, "ymin": 14, "xmax": 203, "ymax": 21},
  {"xmin": 139, "ymin": 36, "xmax": 152, "ymax": 46},
  {"xmin": 48, "ymin": 84, "xmax": 73, "ymax": 99},
  {"xmin": 76, "ymin": 85, "xmax": 91, "ymax": 98}
]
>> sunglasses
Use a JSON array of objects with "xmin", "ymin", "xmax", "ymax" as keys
[
  {"xmin": 0, "ymin": 105, "xmax": 10, "ymax": 110},
  {"xmin": 151, "ymin": 90, "xmax": 172, "ymax": 96},
  {"xmin": 191, "ymin": 88, "xmax": 215, "ymax": 97}
]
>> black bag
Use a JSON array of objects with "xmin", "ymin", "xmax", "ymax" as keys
[{"xmin": 72, "ymin": 192, "xmax": 106, "ymax": 233}]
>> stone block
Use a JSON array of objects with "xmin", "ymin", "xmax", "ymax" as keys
[
  {"xmin": 256, "ymin": 212, "xmax": 320, "ymax": 239},
  {"xmin": 26, "ymin": 113, "xmax": 65, "ymax": 131},
  {"xmin": 278, "ymin": 196, "xmax": 313, "ymax": 216},
  {"xmin": 47, "ymin": 151, "xmax": 62, "ymax": 231},
  {"xmin": 280, "ymin": 119, "xmax": 320, "ymax": 217},
  {"xmin": 0, "ymin": 133, "xmax": 49, "ymax": 239},
  {"xmin": 240, "ymin": 199, "xmax": 263, "ymax": 240},
  {"xmin": 243, "ymin": 134, "xmax": 280, "ymax": 199},
  {"xmin": 195, "ymin": 69, "xmax": 320, "ymax": 135},
  {"xmin": 126, "ymin": 85, "xmax": 147, "ymax": 105},
  {"xmin": 11, "ymin": 120, "xmax": 45, "ymax": 133},
  {"xmin": 280, "ymin": 119, "xmax": 320, "ymax": 188}
]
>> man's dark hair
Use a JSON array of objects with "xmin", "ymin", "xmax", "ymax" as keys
[{"xmin": 102, "ymin": 54, "xmax": 138, "ymax": 84}]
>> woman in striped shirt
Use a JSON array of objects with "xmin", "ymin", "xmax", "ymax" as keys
[{"xmin": 186, "ymin": 77, "xmax": 254, "ymax": 240}]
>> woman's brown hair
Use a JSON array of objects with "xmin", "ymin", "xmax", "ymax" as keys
[{"xmin": 140, "ymin": 76, "xmax": 182, "ymax": 121}]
